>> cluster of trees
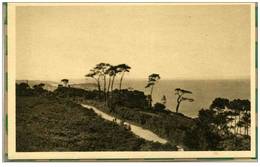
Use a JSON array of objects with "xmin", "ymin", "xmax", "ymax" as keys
[
  {"xmin": 184, "ymin": 98, "xmax": 251, "ymax": 150},
  {"xmin": 16, "ymin": 82, "xmax": 49, "ymax": 96},
  {"xmin": 144, "ymin": 74, "xmax": 194, "ymax": 113},
  {"xmin": 85, "ymin": 63, "xmax": 195, "ymax": 114},
  {"xmin": 53, "ymin": 86, "xmax": 100, "ymax": 100},
  {"xmin": 109, "ymin": 89, "xmax": 149, "ymax": 109},
  {"xmin": 210, "ymin": 98, "xmax": 251, "ymax": 136},
  {"xmin": 16, "ymin": 64, "xmax": 251, "ymax": 151},
  {"xmin": 16, "ymin": 81, "xmax": 251, "ymax": 151},
  {"xmin": 85, "ymin": 63, "xmax": 131, "ymax": 100}
]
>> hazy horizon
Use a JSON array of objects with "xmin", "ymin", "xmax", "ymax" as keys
[
  {"xmin": 16, "ymin": 77, "xmax": 251, "ymax": 84},
  {"xmin": 16, "ymin": 4, "xmax": 251, "ymax": 81}
]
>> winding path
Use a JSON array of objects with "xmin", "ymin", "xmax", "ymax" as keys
[{"xmin": 81, "ymin": 104, "xmax": 168, "ymax": 144}]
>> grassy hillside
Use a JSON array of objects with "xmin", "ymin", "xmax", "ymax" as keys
[
  {"xmin": 80, "ymin": 99, "xmax": 194, "ymax": 148},
  {"xmin": 16, "ymin": 96, "xmax": 177, "ymax": 151},
  {"xmin": 16, "ymin": 82, "xmax": 250, "ymax": 151}
]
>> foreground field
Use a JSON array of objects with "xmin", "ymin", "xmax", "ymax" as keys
[{"xmin": 16, "ymin": 96, "xmax": 177, "ymax": 151}]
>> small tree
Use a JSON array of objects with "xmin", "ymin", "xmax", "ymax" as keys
[
  {"xmin": 145, "ymin": 73, "xmax": 160, "ymax": 108},
  {"xmin": 116, "ymin": 64, "xmax": 131, "ymax": 90},
  {"xmin": 85, "ymin": 69, "xmax": 101, "ymax": 94},
  {"xmin": 94, "ymin": 63, "xmax": 111, "ymax": 98},
  {"xmin": 105, "ymin": 65, "xmax": 119, "ymax": 93},
  {"xmin": 153, "ymin": 103, "xmax": 166, "ymax": 112},
  {"xmin": 61, "ymin": 79, "xmax": 69, "ymax": 87},
  {"xmin": 174, "ymin": 88, "xmax": 194, "ymax": 113},
  {"xmin": 33, "ymin": 83, "xmax": 46, "ymax": 95}
]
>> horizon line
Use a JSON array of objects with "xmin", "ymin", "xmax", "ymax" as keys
[{"xmin": 16, "ymin": 76, "xmax": 251, "ymax": 83}]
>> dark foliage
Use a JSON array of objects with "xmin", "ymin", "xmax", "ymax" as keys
[
  {"xmin": 84, "ymin": 100, "xmax": 194, "ymax": 147},
  {"xmin": 16, "ymin": 83, "xmax": 50, "ymax": 96},
  {"xmin": 110, "ymin": 89, "xmax": 149, "ymax": 109},
  {"xmin": 53, "ymin": 87, "xmax": 100, "ymax": 100},
  {"xmin": 183, "ymin": 98, "xmax": 251, "ymax": 151},
  {"xmin": 153, "ymin": 103, "xmax": 166, "ymax": 112},
  {"xmin": 16, "ymin": 96, "xmax": 177, "ymax": 151},
  {"xmin": 16, "ymin": 82, "xmax": 251, "ymax": 151},
  {"xmin": 16, "ymin": 83, "xmax": 34, "ymax": 96}
]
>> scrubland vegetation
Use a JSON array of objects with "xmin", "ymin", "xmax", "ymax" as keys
[
  {"xmin": 16, "ymin": 84, "xmax": 177, "ymax": 151},
  {"xmin": 16, "ymin": 62, "xmax": 251, "ymax": 151}
]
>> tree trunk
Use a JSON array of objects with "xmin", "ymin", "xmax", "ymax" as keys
[
  {"xmin": 246, "ymin": 123, "xmax": 249, "ymax": 136},
  {"xmin": 103, "ymin": 75, "xmax": 107, "ymax": 101},
  {"xmin": 97, "ymin": 77, "xmax": 101, "ymax": 92},
  {"xmin": 106, "ymin": 76, "xmax": 112, "ymax": 106},
  {"xmin": 176, "ymin": 96, "xmax": 181, "ymax": 113},
  {"xmin": 150, "ymin": 85, "xmax": 154, "ymax": 98},
  {"xmin": 149, "ymin": 85, "xmax": 154, "ymax": 108},
  {"xmin": 109, "ymin": 75, "xmax": 116, "ymax": 109},
  {"xmin": 107, "ymin": 76, "xmax": 111, "ymax": 93},
  {"xmin": 111, "ymin": 75, "xmax": 115, "ymax": 91},
  {"xmin": 96, "ymin": 77, "xmax": 101, "ymax": 99},
  {"xmin": 238, "ymin": 113, "xmax": 241, "ymax": 134},
  {"xmin": 234, "ymin": 114, "xmax": 237, "ymax": 135},
  {"xmin": 176, "ymin": 101, "xmax": 180, "ymax": 113},
  {"xmin": 119, "ymin": 72, "xmax": 125, "ymax": 90}
]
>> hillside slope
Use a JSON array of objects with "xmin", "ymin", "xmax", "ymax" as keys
[{"xmin": 16, "ymin": 96, "xmax": 176, "ymax": 151}]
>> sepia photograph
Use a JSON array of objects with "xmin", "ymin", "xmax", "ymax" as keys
[{"xmin": 4, "ymin": 2, "xmax": 257, "ymax": 161}]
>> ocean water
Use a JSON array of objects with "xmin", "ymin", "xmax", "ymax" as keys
[
  {"xmin": 18, "ymin": 78, "xmax": 250, "ymax": 118},
  {"xmin": 116, "ymin": 79, "xmax": 250, "ymax": 118}
]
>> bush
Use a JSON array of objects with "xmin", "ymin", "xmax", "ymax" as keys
[
  {"xmin": 110, "ymin": 89, "xmax": 149, "ymax": 109},
  {"xmin": 16, "ymin": 83, "xmax": 34, "ymax": 96},
  {"xmin": 53, "ymin": 87, "xmax": 99, "ymax": 99},
  {"xmin": 153, "ymin": 103, "xmax": 166, "ymax": 112}
]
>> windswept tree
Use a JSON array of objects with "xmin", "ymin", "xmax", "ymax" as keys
[
  {"xmin": 61, "ymin": 79, "xmax": 69, "ymax": 87},
  {"xmin": 94, "ymin": 63, "xmax": 111, "ymax": 95},
  {"xmin": 104, "ymin": 65, "xmax": 120, "ymax": 107},
  {"xmin": 106, "ymin": 65, "xmax": 119, "ymax": 92},
  {"xmin": 145, "ymin": 73, "xmax": 160, "ymax": 108},
  {"xmin": 85, "ymin": 69, "xmax": 101, "ymax": 94},
  {"xmin": 117, "ymin": 64, "xmax": 131, "ymax": 90},
  {"xmin": 174, "ymin": 88, "xmax": 194, "ymax": 113}
]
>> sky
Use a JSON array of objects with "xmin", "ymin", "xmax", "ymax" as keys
[{"xmin": 16, "ymin": 4, "xmax": 252, "ymax": 82}]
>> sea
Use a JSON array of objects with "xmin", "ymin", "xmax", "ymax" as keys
[
  {"xmin": 115, "ymin": 79, "xmax": 250, "ymax": 118},
  {"xmin": 19, "ymin": 78, "xmax": 251, "ymax": 118}
]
